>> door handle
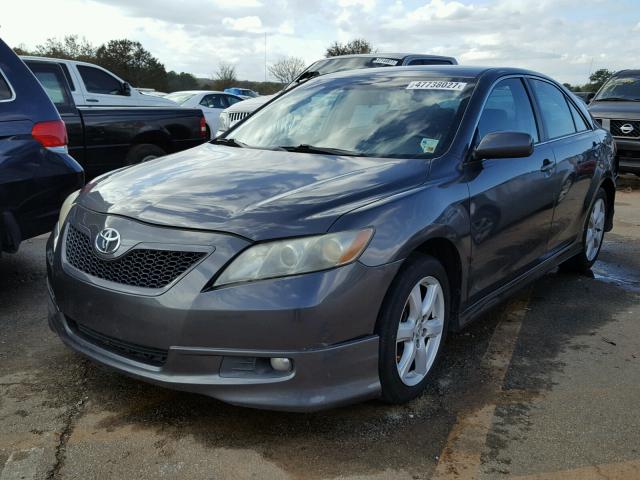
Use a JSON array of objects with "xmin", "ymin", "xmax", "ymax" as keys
[
  {"xmin": 540, "ymin": 158, "xmax": 554, "ymax": 172},
  {"xmin": 86, "ymin": 98, "xmax": 99, "ymax": 103}
]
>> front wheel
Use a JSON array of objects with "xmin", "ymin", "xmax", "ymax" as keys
[
  {"xmin": 378, "ymin": 254, "xmax": 449, "ymax": 404},
  {"xmin": 560, "ymin": 187, "xmax": 607, "ymax": 272},
  {"xmin": 125, "ymin": 144, "xmax": 166, "ymax": 165}
]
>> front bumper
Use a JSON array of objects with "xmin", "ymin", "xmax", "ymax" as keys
[
  {"xmin": 46, "ymin": 222, "xmax": 401, "ymax": 411},
  {"xmin": 614, "ymin": 138, "xmax": 640, "ymax": 174}
]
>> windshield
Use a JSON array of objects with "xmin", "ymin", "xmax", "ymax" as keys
[
  {"xmin": 165, "ymin": 92, "xmax": 196, "ymax": 104},
  {"xmin": 227, "ymin": 74, "xmax": 474, "ymax": 158},
  {"xmin": 594, "ymin": 75, "xmax": 640, "ymax": 101}
]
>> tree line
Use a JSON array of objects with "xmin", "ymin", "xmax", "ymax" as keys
[
  {"xmin": 13, "ymin": 35, "xmax": 375, "ymax": 94},
  {"xmin": 17, "ymin": 35, "xmax": 610, "ymax": 95}
]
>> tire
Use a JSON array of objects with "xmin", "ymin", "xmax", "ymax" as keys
[
  {"xmin": 378, "ymin": 253, "xmax": 450, "ymax": 404},
  {"xmin": 125, "ymin": 144, "xmax": 166, "ymax": 166},
  {"xmin": 205, "ymin": 124, "xmax": 211, "ymax": 140},
  {"xmin": 560, "ymin": 187, "xmax": 607, "ymax": 272}
]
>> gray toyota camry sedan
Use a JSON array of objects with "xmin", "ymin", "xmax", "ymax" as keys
[{"xmin": 47, "ymin": 66, "xmax": 616, "ymax": 411}]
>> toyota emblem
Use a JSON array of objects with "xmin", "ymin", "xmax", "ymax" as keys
[{"xmin": 95, "ymin": 228, "xmax": 121, "ymax": 254}]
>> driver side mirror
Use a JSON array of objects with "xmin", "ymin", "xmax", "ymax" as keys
[
  {"xmin": 122, "ymin": 82, "xmax": 131, "ymax": 96},
  {"xmin": 473, "ymin": 132, "xmax": 533, "ymax": 161}
]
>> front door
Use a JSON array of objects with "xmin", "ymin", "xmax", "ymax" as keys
[{"xmin": 466, "ymin": 77, "xmax": 556, "ymax": 303}]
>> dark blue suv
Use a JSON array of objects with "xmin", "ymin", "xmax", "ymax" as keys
[{"xmin": 0, "ymin": 38, "xmax": 83, "ymax": 254}]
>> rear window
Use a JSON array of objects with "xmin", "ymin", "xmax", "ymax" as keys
[
  {"xmin": 0, "ymin": 70, "xmax": 13, "ymax": 101},
  {"xmin": 306, "ymin": 57, "xmax": 401, "ymax": 76}
]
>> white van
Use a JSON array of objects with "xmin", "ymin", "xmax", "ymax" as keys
[{"xmin": 20, "ymin": 56, "xmax": 177, "ymax": 107}]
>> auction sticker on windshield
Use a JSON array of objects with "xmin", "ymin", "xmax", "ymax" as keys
[
  {"xmin": 406, "ymin": 81, "xmax": 467, "ymax": 91},
  {"xmin": 373, "ymin": 58, "xmax": 399, "ymax": 66}
]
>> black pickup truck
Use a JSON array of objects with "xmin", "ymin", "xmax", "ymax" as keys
[
  {"xmin": 24, "ymin": 59, "xmax": 207, "ymax": 178},
  {"xmin": 589, "ymin": 70, "xmax": 640, "ymax": 175}
]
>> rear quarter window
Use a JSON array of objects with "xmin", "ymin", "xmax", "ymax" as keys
[
  {"xmin": 0, "ymin": 70, "xmax": 14, "ymax": 101},
  {"xmin": 25, "ymin": 62, "xmax": 74, "ymax": 113}
]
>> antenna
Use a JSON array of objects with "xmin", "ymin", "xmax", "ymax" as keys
[{"xmin": 264, "ymin": 33, "xmax": 267, "ymax": 82}]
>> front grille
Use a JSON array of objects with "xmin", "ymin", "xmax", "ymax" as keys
[
  {"xmin": 229, "ymin": 111, "xmax": 250, "ymax": 123},
  {"xmin": 68, "ymin": 319, "xmax": 168, "ymax": 366},
  {"xmin": 610, "ymin": 119, "xmax": 640, "ymax": 138},
  {"xmin": 65, "ymin": 224, "xmax": 206, "ymax": 289}
]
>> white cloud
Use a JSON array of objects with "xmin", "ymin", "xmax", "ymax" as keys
[
  {"xmin": 2, "ymin": 0, "xmax": 639, "ymax": 84},
  {"xmin": 222, "ymin": 16, "xmax": 263, "ymax": 33}
]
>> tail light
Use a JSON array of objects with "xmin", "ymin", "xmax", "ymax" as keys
[
  {"xmin": 199, "ymin": 116, "xmax": 207, "ymax": 138},
  {"xmin": 32, "ymin": 120, "xmax": 68, "ymax": 151}
]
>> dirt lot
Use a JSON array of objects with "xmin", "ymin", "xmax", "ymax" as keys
[{"xmin": 1, "ymin": 178, "xmax": 639, "ymax": 480}]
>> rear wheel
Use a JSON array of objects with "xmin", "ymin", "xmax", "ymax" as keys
[
  {"xmin": 378, "ymin": 254, "xmax": 449, "ymax": 404},
  {"xmin": 125, "ymin": 144, "xmax": 166, "ymax": 165},
  {"xmin": 560, "ymin": 187, "xmax": 607, "ymax": 272}
]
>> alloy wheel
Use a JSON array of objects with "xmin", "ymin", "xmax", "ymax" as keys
[
  {"xmin": 586, "ymin": 198, "xmax": 605, "ymax": 261},
  {"xmin": 395, "ymin": 276, "xmax": 445, "ymax": 386}
]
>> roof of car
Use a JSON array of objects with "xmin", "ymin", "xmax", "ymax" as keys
[
  {"xmin": 319, "ymin": 65, "xmax": 528, "ymax": 78},
  {"xmin": 328, "ymin": 53, "xmax": 454, "ymax": 60},
  {"xmin": 614, "ymin": 70, "xmax": 640, "ymax": 76},
  {"xmin": 167, "ymin": 90, "xmax": 227, "ymax": 95}
]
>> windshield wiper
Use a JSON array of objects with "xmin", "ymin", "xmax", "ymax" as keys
[
  {"xmin": 278, "ymin": 144, "xmax": 360, "ymax": 156},
  {"xmin": 211, "ymin": 137, "xmax": 247, "ymax": 148},
  {"xmin": 594, "ymin": 97, "xmax": 640, "ymax": 102}
]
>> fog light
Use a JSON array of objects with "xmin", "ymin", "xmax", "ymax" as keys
[{"xmin": 270, "ymin": 357, "xmax": 292, "ymax": 372}]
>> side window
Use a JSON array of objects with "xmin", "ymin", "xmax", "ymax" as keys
[
  {"xmin": 226, "ymin": 95, "xmax": 242, "ymax": 106},
  {"xmin": 25, "ymin": 62, "xmax": 73, "ymax": 113},
  {"xmin": 478, "ymin": 78, "xmax": 539, "ymax": 142},
  {"xmin": 59, "ymin": 64, "xmax": 75, "ymax": 91},
  {"xmin": 568, "ymin": 101, "xmax": 589, "ymax": 132},
  {"xmin": 199, "ymin": 95, "xmax": 213, "ymax": 108},
  {"xmin": 530, "ymin": 79, "xmax": 576, "ymax": 139},
  {"xmin": 77, "ymin": 65, "xmax": 124, "ymax": 95},
  {"xmin": 0, "ymin": 70, "xmax": 12, "ymax": 101}
]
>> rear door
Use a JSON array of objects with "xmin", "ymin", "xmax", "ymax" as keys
[
  {"xmin": 528, "ymin": 78, "xmax": 599, "ymax": 252},
  {"xmin": 467, "ymin": 77, "xmax": 557, "ymax": 303}
]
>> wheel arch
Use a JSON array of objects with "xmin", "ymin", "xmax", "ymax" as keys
[
  {"xmin": 599, "ymin": 176, "xmax": 615, "ymax": 232},
  {"xmin": 376, "ymin": 235, "xmax": 465, "ymax": 334},
  {"xmin": 413, "ymin": 237, "xmax": 464, "ymax": 331},
  {"xmin": 130, "ymin": 129, "xmax": 171, "ymax": 153}
]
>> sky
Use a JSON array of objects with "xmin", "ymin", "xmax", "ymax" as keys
[{"xmin": 2, "ymin": 0, "xmax": 639, "ymax": 85}]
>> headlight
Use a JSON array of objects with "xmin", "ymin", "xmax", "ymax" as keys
[
  {"xmin": 53, "ymin": 189, "xmax": 80, "ymax": 249},
  {"xmin": 214, "ymin": 228, "xmax": 373, "ymax": 287},
  {"xmin": 218, "ymin": 111, "xmax": 230, "ymax": 132}
]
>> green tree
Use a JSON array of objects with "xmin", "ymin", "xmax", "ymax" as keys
[
  {"xmin": 325, "ymin": 38, "xmax": 374, "ymax": 57},
  {"xmin": 585, "ymin": 68, "xmax": 615, "ymax": 92},
  {"xmin": 32, "ymin": 35, "xmax": 96, "ymax": 62},
  {"xmin": 95, "ymin": 39, "xmax": 167, "ymax": 91},
  {"xmin": 167, "ymin": 71, "xmax": 199, "ymax": 92}
]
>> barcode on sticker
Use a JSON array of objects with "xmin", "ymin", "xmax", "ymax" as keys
[
  {"xmin": 373, "ymin": 58, "xmax": 398, "ymax": 66},
  {"xmin": 406, "ymin": 81, "xmax": 467, "ymax": 91}
]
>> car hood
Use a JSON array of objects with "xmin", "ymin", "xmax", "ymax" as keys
[
  {"xmin": 226, "ymin": 95, "xmax": 274, "ymax": 113},
  {"xmin": 79, "ymin": 143, "xmax": 428, "ymax": 240},
  {"xmin": 589, "ymin": 101, "xmax": 640, "ymax": 119}
]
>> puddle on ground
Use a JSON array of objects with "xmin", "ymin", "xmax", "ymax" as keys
[{"xmin": 591, "ymin": 260, "xmax": 640, "ymax": 293}]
